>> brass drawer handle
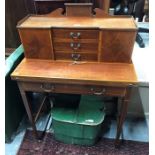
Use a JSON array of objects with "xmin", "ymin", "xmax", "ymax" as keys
[
  {"xmin": 70, "ymin": 32, "xmax": 81, "ymax": 39},
  {"xmin": 91, "ymin": 88, "xmax": 106, "ymax": 95},
  {"xmin": 70, "ymin": 43, "xmax": 81, "ymax": 51},
  {"xmin": 40, "ymin": 84, "xmax": 55, "ymax": 93},
  {"xmin": 71, "ymin": 53, "xmax": 81, "ymax": 61}
]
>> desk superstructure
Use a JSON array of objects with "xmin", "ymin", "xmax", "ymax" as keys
[
  {"xmin": 17, "ymin": 8, "xmax": 137, "ymax": 63},
  {"xmin": 11, "ymin": 7, "xmax": 138, "ymax": 147}
]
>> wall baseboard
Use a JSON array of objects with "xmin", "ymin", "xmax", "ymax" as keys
[{"xmin": 127, "ymin": 112, "xmax": 149, "ymax": 119}]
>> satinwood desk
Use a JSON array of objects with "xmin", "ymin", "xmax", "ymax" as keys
[
  {"xmin": 11, "ymin": 5, "xmax": 138, "ymax": 147},
  {"xmin": 11, "ymin": 58, "xmax": 137, "ymax": 147}
]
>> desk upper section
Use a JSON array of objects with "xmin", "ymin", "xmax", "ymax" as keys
[
  {"xmin": 17, "ymin": 9, "xmax": 137, "ymax": 63},
  {"xmin": 17, "ymin": 16, "xmax": 137, "ymax": 30},
  {"xmin": 11, "ymin": 58, "xmax": 137, "ymax": 85}
]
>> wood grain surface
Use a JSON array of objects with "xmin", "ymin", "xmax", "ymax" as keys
[
  {"xmin": 100, "ymin": 30, "xmax": 137, "ymax": 63},
  {"xmin": 17, "ymin": 16, "xmax": 137, "ymax": 29},
  {"xmin": 19, "ymin": 29, "xmax": 54, "ymax": 59},
  {"xmin": 11, "ymin": 58, "xmax": 137, "ymax": 85}
]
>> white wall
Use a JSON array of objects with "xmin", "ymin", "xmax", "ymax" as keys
[{"xmin": 129, "ymin": 23, "xmax": 149, "ymax": 118}]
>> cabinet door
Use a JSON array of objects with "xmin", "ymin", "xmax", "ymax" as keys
[
  {"xmin": 18, "ymin": 29, "xmax": 54, "ymax": 59},
  {"xmin": 100, "ymin": 30, "xmax": 136, "ymax": 63}
]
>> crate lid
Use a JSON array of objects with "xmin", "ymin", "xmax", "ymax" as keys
[{"xmin": 52, "ymin": 95, "xmax": 106, "ymax": 126}]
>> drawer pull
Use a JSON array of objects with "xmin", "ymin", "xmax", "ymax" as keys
[
  {"xmin": 70, "ymin": 43, "xmax": 81, "ymax": 51},
  {"xmin": 71, "ymin": 53, "xmax": 81, "ymax": 61},
  {"xmin": 40, "ymin": 84, "xmax": 55, "ymax": 93},
  {"xmin": 91, "ymin": 88, "xmax": 106, "ymax": 95},
  {"xmin": 70, "ymin": 32, "xmax": 81, "ymax": 39}
]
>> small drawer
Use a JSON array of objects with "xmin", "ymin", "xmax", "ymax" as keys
[
  {"xmin": 20, "ymin": 82, "xmax": 126, "ymax": 97},
  {"xmin": 55, "ymin": 52, "xmax": 98, "ymax": 61},
  {"xmin": 52, "ymin": 29, "xmax": 99, "ymax": 40},
  {"xmin": 53, "ymin": 42, "xmax": 98, "ymax": 53}
]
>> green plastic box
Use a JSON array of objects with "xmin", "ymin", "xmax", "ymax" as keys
[{"xmin": 51, "ymin": 95, "xmax": 106, "ymax": 146}]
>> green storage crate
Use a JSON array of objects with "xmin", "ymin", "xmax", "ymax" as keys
[{"xmin": 51, "ymin": 95, "xmax": 106, "ymax": 146}]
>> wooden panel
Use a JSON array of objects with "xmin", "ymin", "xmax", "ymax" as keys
[
  {"xmin": 53, "ymin": 29, "xmax": 99, "ymax": 39},
  {"xmin": 102, "ymin": 0, "xmax": 110, "ymax": 13},
  {"xmin": 65, "ymin": 3, "xmax": 93, "ymax": 17},
  {"xmin": 5, "ymin": 0, "xmax": 35, "ymax": 48},
  {"xmin": 11, "ymin": 58, "xmax": 138, "ymax": 85},
  {"xmin": 55, "ymin": 52, "xmax": 97, "ymax": 61},
  {"xmin": 34, "ymin": 0, "xmax": 72, "ymax": 14},
  {"xmin": 53, "ymin": 42, "xmax": 98, "ymax": 53},
  {"xmin": 100, "ymin": 30, "xmax": 137, "ymax": 63},
  {"xmin": 20, "ymin": 81, "xmax": 126, "ymax": 97},
  {"xmin": 19, "ymin": 29, "xmax": 54, "ymax": 59}
]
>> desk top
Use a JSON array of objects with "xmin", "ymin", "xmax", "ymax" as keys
[
  {"xmin": 11, "ymin": 58, "xmax": 137, "ymax": 86},
  {"xmin": 17, "ymin": 16, "xmax": 137, "ymax": 30}
]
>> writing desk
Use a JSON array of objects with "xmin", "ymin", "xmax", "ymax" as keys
[{"xmin": 11, "ymin": 58, "xmax": 137, "ymax": 146}]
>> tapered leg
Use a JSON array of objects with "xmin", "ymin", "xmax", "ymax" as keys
[
  {"xmin": 17, "ymin": 82, "xmax": 39, "ymax": 138},
  {"xmin": 115, "ymin": 85, "xmax": 132, "ymax": 147}
]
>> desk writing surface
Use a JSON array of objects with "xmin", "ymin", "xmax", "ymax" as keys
[{"xmin": 11, "ymin": 58, "xmax": 137, "ymax": 85}]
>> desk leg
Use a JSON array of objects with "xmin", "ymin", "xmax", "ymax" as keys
[
  {"xmin": 17, "ymin": 82, "xmax": 39, "ymax": 138},
  {"xmin": 115, "ymin": 85, "xmax": 132, "ymax": 147}
]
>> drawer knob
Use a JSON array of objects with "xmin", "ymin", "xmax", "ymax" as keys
[
  {"xmin": 71, "ymin": 53, "xmax": 81, "ymax": 61},
  {"xmin": 40, "ymin": 84, "xmax": 55, "ymax": 93},
  {"xmin": 70, "ymin": 43, "xmax": 81, "ymax": 51},
  {"xmin": 91, "ymin": 88, "xmax": 106, "ymax": 95},
  {"xmin": 70, "ymin": 32, "xmax": 81, "ymax": 39}
]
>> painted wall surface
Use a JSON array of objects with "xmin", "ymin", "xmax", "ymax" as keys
[{"xmin": 127, "ymin": 85, "xmax": 149, "ymax": 118}]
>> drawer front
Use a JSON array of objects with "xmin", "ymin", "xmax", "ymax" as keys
[
  {"xmin": 21, "ymin": 82, "xmax": 126, "ymax": 97},
  {"xmin": 54, "ymin": 42, "xmax": 98, "ymax": 53},
  {"xmin": 53, "ymin": 29, "xmax": 99, "ymax": 40},
  {"xmin": 55, "ymin": 52, "xmax": 97, "ymax": 61},
  {"xmin": 52, "ymin": 29, "xmax": 99, "ymax": 61}
]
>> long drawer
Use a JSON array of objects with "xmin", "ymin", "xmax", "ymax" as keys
[
  {"xmin": 21, "ymin": 82, "xmax": 126, "ymax": 97},
  {"xmin": 55, "ymin": 52, "xmax": 97, "ymax": 61},
  {"xmin": 53, "ymin": 42, "xmax": 98, "ymax": 53},
  {"xmin": 52, "ymin": 29, "xmax": 99, "ymax": 40}
]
